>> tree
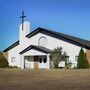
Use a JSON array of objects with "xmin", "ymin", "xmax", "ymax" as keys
[
  {"xmin": 0, "ymin": 51, "xmax": 9, "ymax": 68},
  {"xmin": 51, "ymin": 47, "xmax": 66, "ymax": 68},
  {"xmin": 77, "ymin": 48, "xmax": 89, "ymax": 69}
]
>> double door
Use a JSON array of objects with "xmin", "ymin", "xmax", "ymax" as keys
[{"xmin": 38, "ymin": 56, "xmax": 47, "ymax": 69}]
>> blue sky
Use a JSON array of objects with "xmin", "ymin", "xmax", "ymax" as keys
[{"xmin": 0, "ymin": 0, "xmax": 90, "ymax": 51}]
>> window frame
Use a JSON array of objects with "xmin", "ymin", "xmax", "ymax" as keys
[
  {"xmin": 75, "ymin": 56, "xmax": 78, "ymax": 61},
  {"xmin": 38, "ymin": 36, "xmax": 47, "ymax": 46},
  {"xmin": 65, "ymin": 56, "xmax": 69, "ymax": 62},
  {"xmin": 11, "ymin": 57, "xmax": 16, "ymax": 63}
]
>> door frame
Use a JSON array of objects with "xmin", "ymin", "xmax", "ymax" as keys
[{"xmin": 38, "ymin": 56, "xmax": 47, "ymax": 69}]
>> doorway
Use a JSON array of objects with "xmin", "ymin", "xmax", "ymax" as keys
[
  {"xmin": 38, "ymin": 56, "xmax": 47, "ymax": 69},
  {"xmin": 34, "ymin": 56, "xmax": 39, "ymax": 69}
]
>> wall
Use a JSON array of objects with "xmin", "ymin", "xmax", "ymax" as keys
[
  {"xmin": 86, "ymin": 49, "xmax": 90, "ymax": 64},
  {"xmin": 8, "ymin": 45, "xmax": 20, "ymax": 67}
]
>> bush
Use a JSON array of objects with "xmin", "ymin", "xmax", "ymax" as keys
[
  {"xmin": 51, "ymin": 47, "xmax": 68, "ymax": 68},
  {"xmin": 0, "ymin": 52, "xmax": 9, "ymax": 68},
  {"xmin": 77, "ymin": 48, "xmax": 89, "ymax": 69},
  {"xmin": 65, "ymin": 62, "xmax": 72, "ymax": 69},
  {"xmin": 51, "ymin": 47, "xmax": 63, "ymax": 68}
]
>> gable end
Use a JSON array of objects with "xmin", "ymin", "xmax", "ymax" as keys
[{"xmin": 3, "ymin": 40, "xmax": 19, "ymax": 52}]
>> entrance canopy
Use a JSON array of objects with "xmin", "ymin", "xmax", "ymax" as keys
[{"xmin": 20, "ymin": 45, "xmax": 51, "ymax": 56}]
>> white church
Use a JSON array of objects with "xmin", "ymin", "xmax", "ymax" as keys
[{"xmin": 3, "ymin": 19, "xmax": 90, "ymax": 69}]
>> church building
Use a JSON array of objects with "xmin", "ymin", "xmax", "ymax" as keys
[{"xmin": 3, "ymin": 16, "xmax": 90, "ymax": 69}]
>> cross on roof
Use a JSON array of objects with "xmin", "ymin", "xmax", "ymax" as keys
[{"xmin": 20, "ymin": 11, "xmax": 26, "ymax": 30}]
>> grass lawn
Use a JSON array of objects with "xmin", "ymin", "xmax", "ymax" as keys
[{"xmin": 0, "ymin": 69, "xmax": 90, "ymax": 90}]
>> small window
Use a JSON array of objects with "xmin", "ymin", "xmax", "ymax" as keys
[
  {"xmin": 65, "ymin": 56, "xmax": 69, "ymax": 62},
  {"xmin": 61, "ymin": 55, "xmax": 69, "ymax": 62},
  {"xmin": 39, "ymin": 58, "xmax": 42, "ymax": 63},
  {"xmin": 43, "ymin": 58, "xmax": 47, "ymax": 63},
  {"xmin": 11, "ymin": 57, "xmax": 15, "ymax": 63},
  {"xmin": 75, "ymin": 56, "xmax": 78, "ymax": 61}
]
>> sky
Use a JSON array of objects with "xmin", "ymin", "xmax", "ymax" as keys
[{"xmin": 0, "ymin": 0, "xmax": 90, "ymax": 51}]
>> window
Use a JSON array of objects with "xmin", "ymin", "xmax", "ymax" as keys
[
  {"xmin": 39, "ymin": 58, "xmax": 42, "ymax": 63},
  {"xmin": 75, "ymin": 56, "xmax": 78, "ymax": 61},
  {"xmin": 61, "ymin": 55, "xmax": 69, "ymax": 62},
  {"xmin": 65, "ymin": 56, "xmax": 69, "ymax": 62},
  {"xmin": 38, "ymin": 36, "xmax": 47, "ymax": 46},
  {"xmin": 43, "ymin": 58, "xmax": 47, "ymax": 63},
  {"xmin": 11, "ymin": 57, "xmax": 15, "ymax": 63}
]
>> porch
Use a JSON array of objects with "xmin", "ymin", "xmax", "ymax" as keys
[
  {"xmin": 24, "ymin": 55, "xmax": 49, "ymax": 69},
  {"xmin": 20, "ymin": 45, "xmax": 52, "ymax": 69}
]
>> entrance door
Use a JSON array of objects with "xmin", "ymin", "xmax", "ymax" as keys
[
  {"xmin": 34, "ymin": 56, "xmax": 39, "ymax": 69},
  {"xmin": 39, "ymin": 56, "xmax": 47, "ymax": 69}
]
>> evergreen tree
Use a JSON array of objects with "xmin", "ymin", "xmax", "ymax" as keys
[{"xmin": 77, "ymin": 48, "xmax": 89, "ymax": 69}]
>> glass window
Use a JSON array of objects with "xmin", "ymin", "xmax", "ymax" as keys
[
  {"xmin": 65, "ymin": 56, "xmax": 69, "ymax": 62},
  {"xmin": 61, "ymin": 55, "xmax": 69, "ymax": 62},
  {"xmin": 75, "ymin": 56, "xmax": 78, "ymax": 61},
  {"xmin": 43, "ymin": 58, "xmax": 47, "ymax": 63},
  {"xmin": 39, "ymin": 58, "xmax": 42, "ymax": 63},
  {"xmin": 11, "ymin": 57, "xmax": 15, "ymax": 62},
  {"xmin": 38, "ymin": 36, "xmax": 47, "ymax": 46}
]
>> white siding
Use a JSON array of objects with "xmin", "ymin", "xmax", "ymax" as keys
[{"xmin": 8, "ymin": 45, "xmax": 20, "ymax": 67}]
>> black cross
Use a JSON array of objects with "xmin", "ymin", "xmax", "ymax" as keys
[{"xmin": 20, "ymin": 11, "xmax": 26, "ymax": 30}]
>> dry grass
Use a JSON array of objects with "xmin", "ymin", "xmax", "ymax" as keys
[{"xmin": 0, "ymin": 69, "xmax": 90, "ymax": 90}]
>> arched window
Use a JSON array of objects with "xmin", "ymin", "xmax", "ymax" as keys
[{"xmin": 38, "ymin": 36, "xmax": 47, "ymax": 46}]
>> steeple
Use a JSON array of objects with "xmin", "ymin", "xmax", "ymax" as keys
[{"xmin": 19, "ymin": 11, "xmax": 30, "ymax": 47}]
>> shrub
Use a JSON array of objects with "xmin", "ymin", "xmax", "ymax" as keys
[
  {"xmin": 0, "ymin": 51, "xmax": 9, "ymax": 68},
  {"xmin": 51, "ymin": 47, "xmax": 67, "ymax": 68},
  {"xmin": 65, "ymin": 62, "xmax": 72, "ymax": 69},
  {"xmin": 51, "ymin": 47, "xmax": 63, "ymax": 68}
]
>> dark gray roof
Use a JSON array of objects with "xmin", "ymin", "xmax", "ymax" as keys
[
  {"xmin": 3, "ymin": 40, "xmax": 19, "ymax": 52},
  {"xmin": 26, "ymin": 27, "xmax": 90, "ymax": 49},
  {"xmin": 3, "ymin": 27, "xmax": 90, "ymax": 52},
  {"xmin": 20, "ymin": 45, "xmax": 51, "ymax": 54}
]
